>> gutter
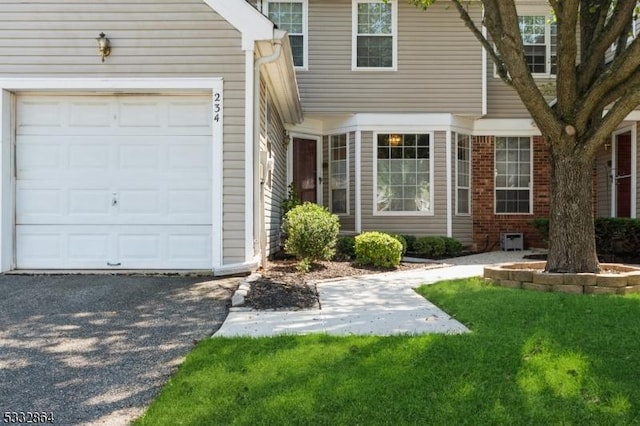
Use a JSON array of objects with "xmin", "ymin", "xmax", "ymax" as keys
[{"xmin": 253, "ymin": 38, "xmax": 283, "ymax": 267}]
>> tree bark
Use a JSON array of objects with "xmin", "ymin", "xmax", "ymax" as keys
[{"xmin": 545, "ymin": 139, "xmax": 601, "ymax": 273}]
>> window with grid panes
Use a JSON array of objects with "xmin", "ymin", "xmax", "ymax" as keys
[
  {"xmin": 354, "ymin": 0, "xmax": 395, "ymax": 68},
  {"xmin": 456, "ymin": 134, "xmax": 471, "ymax": 215},
  {"xmin": 267, "ymin": 1, "xmax": 306, "ymax": 68},
  {"xmin": 376, "ymin": 133, "xmax": 431, "ymax": 213},
  {"xmin": 495, "ymin": 136, "xmax": 532, "ymax": 214},
  {"xmin": 330, "ymin": 134, "xmax": 348, "ymax": 214},
  {"xmin": 519, "ymin": 15, "xmax": 557, "ymax": 75}
]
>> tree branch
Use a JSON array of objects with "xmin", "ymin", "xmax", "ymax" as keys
[
  {"xmin": 450, "ymin": 0, "xmax": 512, "ymax": 84},
  {"xmin": 578, "ymin": 0, "xmax": 637, "ymax": 92},
  {"xmin": 577, "ymin": 36, "xmax": 640, "ymax": 129},
  {"xmin": 483, "ymin": 0, "xmax": 561, "ymax": 138},
  {"xmin": 554, "ymin": 0, "xmax": 580, "ymax": 119},
  {"xmin": 584, "ymin": 85, "xmax": 640, "ymax": 157}
]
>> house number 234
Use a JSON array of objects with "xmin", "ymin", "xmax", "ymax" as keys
[{"xmin": 214, "ymin": 92, "xmax": 221, "ymax": 122}]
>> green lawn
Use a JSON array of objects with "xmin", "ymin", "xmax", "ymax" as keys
[{"xmin": 135, "ymin": 278, "xmax": 640, "ymax": 425}]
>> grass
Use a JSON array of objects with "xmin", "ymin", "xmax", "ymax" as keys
[{"xmin": 135, "ymin": 277, "xmax": 640, "ymax": 425}]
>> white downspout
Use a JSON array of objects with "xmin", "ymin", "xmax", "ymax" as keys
[{"xmin": 254, "ymin": 39, "xmax": 282, "ymax": 267}]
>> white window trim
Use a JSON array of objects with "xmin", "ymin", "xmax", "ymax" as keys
[
  {"xmin": 494, "ymin": 136, "xmax": 534, "ymax": 215},
  {"xmin": 455, "ymin": 133, "xmax": 472, "ymax": 216},
  {"xmin": 494, "ymin": 13, "xmax": 556, "ymax": 78},
  {"xmin": 373, "ymin": 131, "xmax": 435, "ymax": 216},
  {"xmin": 329, "ymin": 134, "xmax": 350, "ymax": 216},
  {"xmin": 264, "ymin": 0, "xmax": 309, "ymax": 71},
  {"xmin": 352, "ymin": 0, "xmax": 398, "ymax": 71}
]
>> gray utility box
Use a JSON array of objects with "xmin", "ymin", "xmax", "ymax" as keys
[{"xmin": 501, "ymin": 233, "xmax": 524, "ymax": 251}]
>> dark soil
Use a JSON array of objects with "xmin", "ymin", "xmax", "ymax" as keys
[{"xmin": 244, "ymin": 258, "xmax": 439, "ymax": 310}]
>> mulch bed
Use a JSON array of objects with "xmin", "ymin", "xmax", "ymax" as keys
[{"xmin": 244, "ymin": 258, "xmax": 439, "ymax": 310}]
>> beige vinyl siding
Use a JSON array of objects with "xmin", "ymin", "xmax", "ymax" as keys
[
  {"xmin": 298, "ymin": 0, "xmax": 482, "ymax": 115},
  {"xmin": 262, "ymin": 79, "xmax": 289, "ymax": 255},
  {"xmin": 0, "ymin": 1, "xmax": 248, "ymax": 264},
  {"xmin": 360, "ymin": 131, "xmax": 448, "ymax": 235}
]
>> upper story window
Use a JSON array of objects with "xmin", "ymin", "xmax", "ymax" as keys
[
  {"xmin": 330, "ymin": 134, "xmax": 349, "ymax": 215},
  {"xmin": 266, "ymin": 0, "xmax": 308, "ymax": 69},
  {"xmin": 495, "ymin": 136, "xmax": 532, "ymax": 214},
  {"xmin": 519, "ymin": 15, "xmax": 557, "ymax": 75},
  {"xmin": 353, "ymin": 0, "xmax": 397, "ymax": 70},
  {"xmin": 376, "ymin": 133, "xmax": 432, "ymax": 214}
]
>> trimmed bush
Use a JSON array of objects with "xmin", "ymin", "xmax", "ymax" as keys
[
  {"xmin": 355, "ymin": 232, "xmax": 403, "ymax": 268},
  {"xmin": 334, "ymin": 235, "xmax": 356, "ymax": 261},
  {"xmin": 414, "ymin": 236, "xmax": 446, "ymax": 258},
  {"xmin": 382, "ymin": 232, "xmax": 408, "ymax": 256},
  {"xmin": 531, "ymin": 217, "xmax": 640, "ymax": 257},
  {"xmin": 284, "ymin": 202, "xmax": 340, "ymax": 272},
  {"xmin": 442, "ymin": 237, "xmax": 463, "ymax": 257},
  {"xmin": 402, "ymin": 235, "xmax": 417, "ymax": 253}
]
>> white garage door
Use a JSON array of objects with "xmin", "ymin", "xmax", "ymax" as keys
[{"xmin": 16, "ymin": 94, "xmax": 213, "ymax": 269}]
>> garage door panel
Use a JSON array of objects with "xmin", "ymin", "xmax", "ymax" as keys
[
  {"xmin": 69, "ymin": 101, "xmax": 112, "ymax": 128},
  {"xmin": 17, "ymin": 225, "xmax": 212, "ymax": 269},
  {"xmin": 68, "ymin": 234, "xmax": 110, "ymax": 262},
  {"xmin": 168, "ymin": 101, "xmax": 212, "ymax": 128},
  {"xmin": 69, "ymin": 144, "xmax": 110, "ymax": 169},
  {"xmin": 16, "ymin": 94, "xmax": 214, "ymax": 269},
  {"xmin": 117, "ymin": 102, "xmax": 162, "ymax": 127},
  {"xmin": 17, "ymin": 188, "xmax": 63, "ymax": 219}
]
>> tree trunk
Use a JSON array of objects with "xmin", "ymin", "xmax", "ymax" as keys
[{"xmin": 545, "ymin": 141, "xmax": 601, "ymax": 273}]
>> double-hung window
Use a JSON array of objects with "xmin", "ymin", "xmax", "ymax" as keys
[
  {"xmin": 376, "ymin": 133, "xmax": 432, "ymax": 214},
  {"xmin": 330, "ymin": 134, "xmax": 348, "ymax": 214},
  {"xmin": 353, "ymin": 0, "xmax": 397, "ymax": 70},
  {"xmin": 519, "ymin": 15, "xmax": 557, "ymax": 75},
  {"xmin": 456, "ymin": 134, "xmax": 471, "ymax": 215},
  {"xmin": 495, "ymin": 136, "xmax": 532, "ymax": 214},
  {"xmin": 266, "ymin": 0, "xmax": 307, "ymax": 69}
]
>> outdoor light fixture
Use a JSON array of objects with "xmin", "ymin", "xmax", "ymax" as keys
[
  {"xmin": 389, "ymin": 134, "xmax": 402, "ymax": 146},
  {"xmin": 96, "ymin": 33, "xmax": 111, "ymax": 62}
]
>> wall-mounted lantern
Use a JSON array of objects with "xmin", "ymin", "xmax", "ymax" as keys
[{"xmin": 96, "ymin": 33, "xmax": 111, "ymax": 62}]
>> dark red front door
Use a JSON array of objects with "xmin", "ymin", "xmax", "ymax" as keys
[
  {"xmin": 293, "ymin": 138, "xmax": 317, "ymax": 203},
  {"xmin": 616, "ymin": 132, "xmax": 632, "ymax": 217}
]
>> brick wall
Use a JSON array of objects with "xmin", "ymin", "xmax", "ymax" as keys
[{"xmin": 471, "ymin": 135, "xmax": 550, "ymax": 251}]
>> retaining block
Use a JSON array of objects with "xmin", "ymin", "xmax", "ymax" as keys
[
  {"xmin": 522, "ymin": 282, "xmax": 551, "ymax": 292},
  {"xmin": 552, "ymin": 284, "xmax": 584, "ymax": 294},
  {"xmin": 533, "ymin": 272, "xmax": 565, "ymax": 286},
  {"xmin": 596, "ymin": 274, "xmax": 628, "ymax": 288},
  {"xmin": 563, "ymin": 273, "xmax": 597, "ymax": 286}
]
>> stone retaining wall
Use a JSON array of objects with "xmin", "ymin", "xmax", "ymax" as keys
[{"xmin": 484, "ymin": 262, "xmax": 640, "ymax": 295}]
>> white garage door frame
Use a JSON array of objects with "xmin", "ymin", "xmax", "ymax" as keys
[{"xmin": 0, "ymin": 78, "xmax": 224, "ymax": 272}]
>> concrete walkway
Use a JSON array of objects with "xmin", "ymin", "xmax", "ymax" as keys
[{"xmin": 214, "ymin": 250, "xmax": 540, "ymax": 337}]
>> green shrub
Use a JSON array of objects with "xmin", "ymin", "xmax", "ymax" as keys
[
  {"xmin": 382, "ymin": 232, "xmax": 407, "ymax": 256},
  {"xmin": 414, "ymin": 236, "xmax": 446, "ymax": 258},
  {"xmin": 531, "ymin": 218, "xmax": 549, "ymax": 242},
  {"xmin": 284, "ymin": 202, "xmax": 340, "ymax": 271},
  {"xmin": 281, "ymin": 183, "xmax": 301, "ymax": 217},
  {"xmin": 595, "ymin": 217, "xmax": 640, "ymax": 255},
  {"xmin": 402, "ymin": 235, "xmax": 417, "ymax": 252},
  {"xmin": 531, "ymin": 217, "xmax": 640, "ymax": 257},
  {"xmin": 334, "ymin": 235, "xmax": 356, "ymax": 260},
  {"xmin": 442, "ymin": 237, "xmax": 463, "ymax": 257},
  {"xmin": 355, "ymin": 232, "xmax": 402, "ymax": 268}
]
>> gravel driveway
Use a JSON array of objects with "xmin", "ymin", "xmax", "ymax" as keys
[{"xmin": 0, "ymin": 274, "xmax": 239, "ymax": 425}]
